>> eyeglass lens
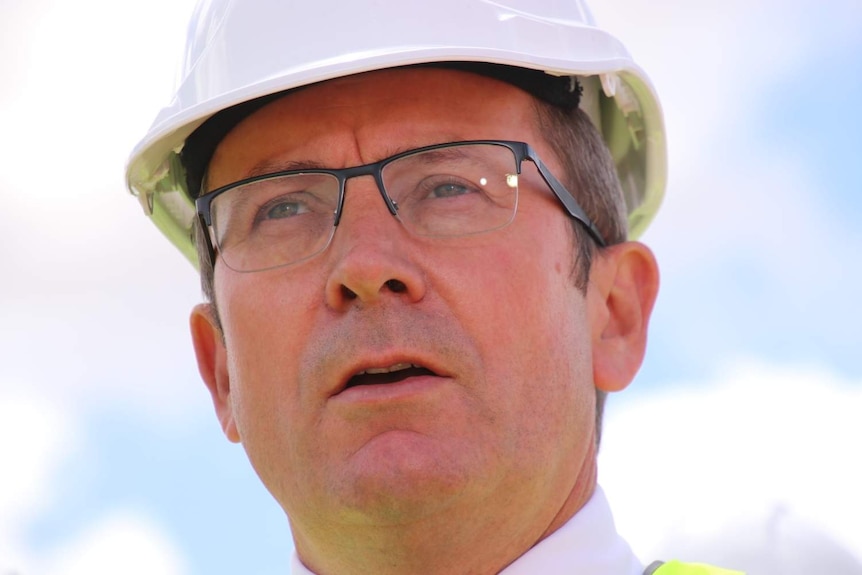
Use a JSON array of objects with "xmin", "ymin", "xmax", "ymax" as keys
[{"xmin": 209, "ymin": 143, "xmax": 520, "ymax": 272}]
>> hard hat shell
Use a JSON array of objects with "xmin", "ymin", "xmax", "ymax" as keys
[{"xmin": 126, "ymin": 0, "xmax": 666, "ymax": 266}]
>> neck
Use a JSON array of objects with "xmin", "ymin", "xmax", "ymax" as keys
[{"xmin": 292, "ymin": 445, "xmax": 599, "ymax": 575}]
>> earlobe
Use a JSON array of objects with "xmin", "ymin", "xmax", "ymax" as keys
[
  {"xmin": 588, "ymin": 242, "xmax": 660, "ymax": 393},
  {"xmin": 190, "ymin": 303, "xmax": 241, "ymax": 443}
]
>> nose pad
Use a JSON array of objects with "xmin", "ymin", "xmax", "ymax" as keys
[{"xmin": 324, "ymin": 179, "xmax": 426, "ymax": 310}]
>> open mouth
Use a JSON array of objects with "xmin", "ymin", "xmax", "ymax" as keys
[{"xmin": 344, "ymin": 362, "xmax": 437, "ymax": 390}]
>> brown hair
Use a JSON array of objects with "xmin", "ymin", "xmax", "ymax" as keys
[{"xmin": 533, "ymin": 102, "xmax": 629, "ymax": 448}]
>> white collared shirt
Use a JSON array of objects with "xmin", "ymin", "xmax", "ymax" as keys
[{"xmin": 290, "ymin": 486, "xmax": 643, "ymax": 575}]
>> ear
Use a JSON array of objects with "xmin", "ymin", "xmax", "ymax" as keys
[
  {"xmin": 587, "ymin": 241, "xmax": 660, "ymax": 393},
  {"xmin": 190, "ymin": 303, "xmax": 240, "ymax": 443}
]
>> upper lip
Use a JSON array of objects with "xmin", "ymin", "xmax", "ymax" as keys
[
  {"xmin": 330, "ymin": 355, "xmax": 449, "ymax": 397},
  {"xmin": 355, "ymin": 362, "xmax": 420, "ymax": 375}
]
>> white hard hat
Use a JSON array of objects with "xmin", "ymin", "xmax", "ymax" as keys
[{"xmin": 126, "ymin": 0, "xmax": 667, "ymax": 266}]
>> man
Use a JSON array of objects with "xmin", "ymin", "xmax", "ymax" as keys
[{"xmin": 126, "ymin": 1, "xmax": 740, "ymax": 573}]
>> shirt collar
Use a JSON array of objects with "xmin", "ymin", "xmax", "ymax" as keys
[
  {"xmin": 499, "ymin": 485, "xmax": 643, "ymax": 575},
  {"xmin": 290, "ymin": 485, "xmax": 643, "ymax": 575}
]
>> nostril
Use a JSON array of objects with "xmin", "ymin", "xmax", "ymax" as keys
[
  {"xmin": 333, "ymin": 278, "xmax": 412, "ymax": 305},
  {"xmin": 385, "ymin": 279, "xmax": 406, "ymax": 293},
  {"xmin": 340, "ymin": 285, "xmax": 357, "ymax": 300}
]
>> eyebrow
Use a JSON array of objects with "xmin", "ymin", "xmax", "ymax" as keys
[
  {"xmin": 406, "ymin": 146, "xmax": 473, "ymax": 164},
  {"xmin": 242, "ymin": 136, "xmax": 470, "ymax": 179},
  {"xmin": 245, "ymin": 159, "xmax": 329, "ymax": 179}
]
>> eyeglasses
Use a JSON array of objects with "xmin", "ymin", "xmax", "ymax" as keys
[{"xmin": 196, "ymin": 140, "xmax": 606, "ymax": 272}]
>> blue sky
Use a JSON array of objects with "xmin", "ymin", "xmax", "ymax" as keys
[{"xmin": 1, "ymin": 0, "xmax": 860, "ymax": 573}]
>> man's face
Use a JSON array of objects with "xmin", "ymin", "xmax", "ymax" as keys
[{"xmin": 195, "ymin": 68, "xmax": 610, "ymax": 536}]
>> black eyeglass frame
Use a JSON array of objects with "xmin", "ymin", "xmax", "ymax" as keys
[{"xmin": 195, "ymin": 140, "xmax": 607, "ymax": 269}]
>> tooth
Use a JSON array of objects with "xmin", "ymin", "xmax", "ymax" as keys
[{"xmin": 359, "ymin": 362, "xmax": 414, "ymax": 375}]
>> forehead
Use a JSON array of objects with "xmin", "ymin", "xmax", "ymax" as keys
[{"xmin": 208, "ymin": 68, "xmax": 543, "ymax": 185}]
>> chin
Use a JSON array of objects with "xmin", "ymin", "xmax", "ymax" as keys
[{"xmin": 333, "ymin": 430, "xmax": 479, "ymax": 524}]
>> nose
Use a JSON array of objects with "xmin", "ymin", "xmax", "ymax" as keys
[{"xmin": 324, "ymin": 177, "xmax": 427, "ymax": 311}]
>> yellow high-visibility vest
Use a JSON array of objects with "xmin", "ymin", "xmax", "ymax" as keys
[{"xmin": 645, "ymin": 560, "xmax": 745, "ymax": 574}]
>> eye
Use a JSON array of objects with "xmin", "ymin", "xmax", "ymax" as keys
[
  {"xmin": 419, "ymin": 176, "xmax": 480, "ymax": 200},
  {"xmin": 263, "ymin": 198, "xmax": 309, "ymax": 220},
  {"xmin": 430, "ymin": 182, "xmax": 472, "ymax": 198}
]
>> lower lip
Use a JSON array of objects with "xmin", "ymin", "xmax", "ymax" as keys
[{"xmin": 332, "ymin": 374, "xmax": 448, "ymax": 405}]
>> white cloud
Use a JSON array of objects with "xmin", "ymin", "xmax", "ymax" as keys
[
  {"xmin": 0, "ymin": 390, "xmax": 78, "ymax": 572},
  {"xmin": 593, "ymin": 0, "xmax": 862, "ymax": 167},
  {"xmin": 592, "ymin": 0, "xmax": 862, "ymax": 249},
  {"xmin": 0, "ymin": 387, "xmax": 189, "ymax": 575},
  {"xmin": 0, "ymin": 5, "xmax": 233, "ymax": 568},
  {"xmin": 599, "ymin": 360, "xmax": 862, "ymax": 571},
  {"xmin": 590, "ymin": 0, "xmax": 862, "ymax": 368},
  {"xmin": 0, "ymin": 393, "xmax": 74, "ymax": 516},
  {"xmin": 41, "ymin": 512, "xmax": 188, "ymax": 575},
  {"xmin": 0, "ymin": 0, "xmax": 208, "ymax": 420}
]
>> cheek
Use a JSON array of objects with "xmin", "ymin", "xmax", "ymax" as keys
[
  {"xmin": 219, "ymin": 264, "xmax": 324, "ymax": 355},
  {"xmin": 453, "ymin": 220, "xmax": 577, "ymax": 352},
  {"xmin": 216, "ymin": 269, "xmax": 324, "ymax": 433},
  {"xmin": 436, "ymin": 220, "xmax": 592, "ymax": 423},
  {"xmin": 215, "ymin": 270, "xmax": 333, "ymax": 501}
]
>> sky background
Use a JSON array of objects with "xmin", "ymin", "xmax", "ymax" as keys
[{"xmin": 1, "ymin": 0, "xmax": 860, "ymax": 573}]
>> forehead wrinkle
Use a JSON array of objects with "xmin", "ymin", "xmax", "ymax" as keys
[{"xmin": 353, "ymin": 130, "xmax": 481, "ymax": 165}]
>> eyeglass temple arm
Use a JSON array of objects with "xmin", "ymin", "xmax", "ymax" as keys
[
  {"xmin": 527, "ymin": 153, "xmax": 608, "ymax": 247},
  {"xmin": 196, "ymin": 213, "xmax": 218, "ymax": 268}
]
